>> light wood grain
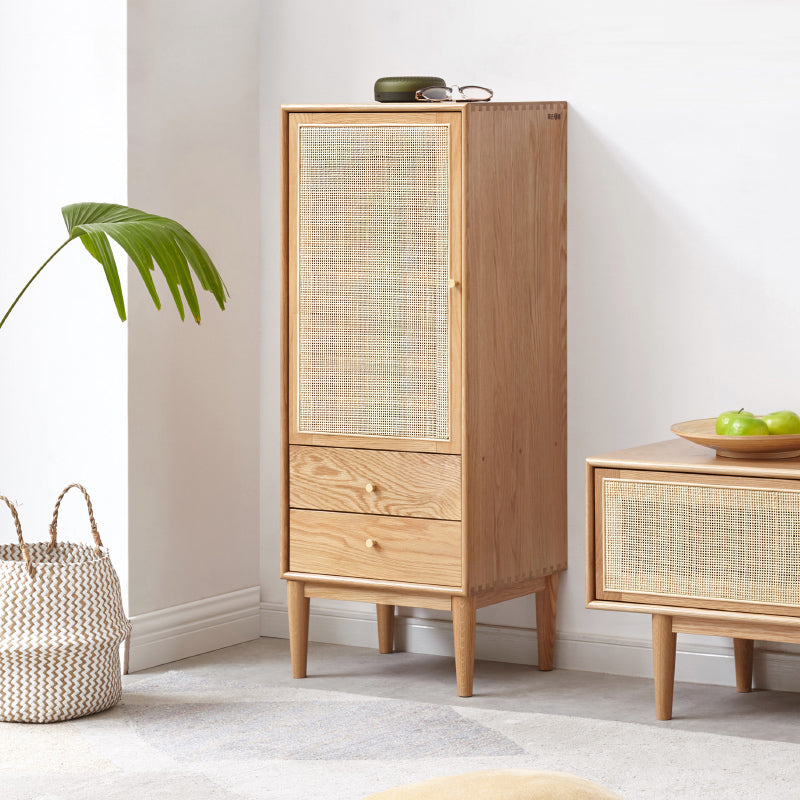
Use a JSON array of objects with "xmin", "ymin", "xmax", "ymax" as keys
[
  {"xmin": 289, "ymin": 509, "xmax": 461, "ymax": 587},
  {"xmin": 587, "ymin": 437, "xmax": 800, "ymax": 479},
  {"xmin": 287, "ymin": 432, "xmax": 460, "ymax": 454},
  {"xmin": 472, "ymin": 576, "xmax": 546, "ymax": 609},
  {"xmin": 593, "ymin": 468, "xmax": 614, "ymax": 603},
  {"xmin": 591, "ymin": 599, "xmax": 800, "ymax": 632},
  {"xmin": 652, "ymin": 614, "xmax": 676, "ymax": 721},
  {"xmin": 280, "ymin": 108, "xmax": 291, "ymax": 576},
  {"xmin": 463, "ymin": 102, "xmax": 568, "ymax": 592},
  {"xmin": 281, "ymin": 102, "xmax": 564, "ymax": 114},
  {"xmin": 287, "ymin": 580, "xmax": 309, "ymax": 678},
  {"xmin": 733, "ymin": 638, "xmax": 753, "ymax": 692},
  {"xmin": 447, "ymin": 109, "xmax": 464, "ymax": 458},
  {"xmin": 281, "ymin": 103, "xmax": 472, "ymax": 113},
  {"xmin": 585, "ymin": 461, "xmax": 597, "ymax": 605},
  {"xmin": 452, "ymin": 595, "xmax": 476, "ymax": 697},
  {"xmin": 613, "ymin": 467, "xmax": 800, "ymax": 496},
  {"xmin": 377, "ymin": 604, "xmax": 395, "ymax": 654},
  {"xmin": 302, "ymin": 583, "xmax": 454, "ymax": 610},
  {"xmin": 536, "ymin": 573, "xmax": 559, "ymax": 671},
  {"xmin": 595, "ymin": 588, "xmax": 800, "ymax": 619},
  {"xmin": 289, "ymin": 446, "xmax": 461, "ymax": 520},
  {"xmin": 672, "ymin": 614, "xmax": 800, "ymax": 643}
]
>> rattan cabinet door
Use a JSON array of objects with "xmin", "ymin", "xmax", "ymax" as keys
[
  {"xmin": 595, "ymin": 468, "xmax": 800, "ymax": 616},
  {"xmin": 287, "ymin": 112, "xmax": 462, "ymax": 454}
]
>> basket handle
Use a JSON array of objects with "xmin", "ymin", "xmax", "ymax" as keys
[
  {"xmin": 0, "ymin": 495, "xmax": 34, "ymax": 577},
  {"xmin": 48, "ymin": 483, "xmax": 104, "ymax": 555}
]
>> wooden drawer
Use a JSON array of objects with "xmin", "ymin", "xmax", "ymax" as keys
[
  {"xmin": 289, "ymin": 509, "xmax": 462, "ymax": 587},
  {"xmin": 289, "ymin": 446, "xmax": 461, "ymax": 520}
]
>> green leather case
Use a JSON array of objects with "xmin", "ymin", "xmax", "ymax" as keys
[{"xmin": 374, "ymin": 76, "xmax": 446, "ymax": 103}]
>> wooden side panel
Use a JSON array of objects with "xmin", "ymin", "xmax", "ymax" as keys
[
  {"xmin": 289, "ymin": 446, "xmax": 461, "ymax": 520},
  {"xmin": 463, "ymin": 102, "xmax": 568, "ymax": 591}
]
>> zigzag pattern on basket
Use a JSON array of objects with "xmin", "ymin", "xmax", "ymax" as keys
[
  {"xmin": 0, "ymin": 642, "xmax": 123, "ymax": 723},
  {"xmin": 0, "ymin": 486, "xmax": 130, "ymax": 723}
]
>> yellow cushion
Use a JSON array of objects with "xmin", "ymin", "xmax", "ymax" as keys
[{"xmin": 361, "ymin": 769, "xmax": 622, "ymax": 800}]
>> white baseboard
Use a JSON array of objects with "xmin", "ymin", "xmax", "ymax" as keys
[
  {"xmin": 128, "ymin": 587, "xmax": 261, "ymax": 672},
  {"xmin": 260, "ymin": 602, "xmax": 800, "ymax": 693}
]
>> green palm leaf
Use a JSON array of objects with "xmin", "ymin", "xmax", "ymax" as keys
[{"xmin": 1, "ymin": 202, "xmax": 228, "ymax": 330}]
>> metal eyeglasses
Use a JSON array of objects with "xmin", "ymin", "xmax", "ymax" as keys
[{"xmin": 415, "ymin": 85, "xmax": 493, "ymax": 102}]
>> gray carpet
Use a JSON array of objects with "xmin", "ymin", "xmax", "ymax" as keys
[{"xmin": 2, "ymin": 639, "xmax": 800, "ymax": 799}]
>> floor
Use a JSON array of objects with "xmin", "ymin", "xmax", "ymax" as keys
[
  {"xmin": 6, "ymin": 637, "xmax": 795, "ymax": 799},
  {"xmin": 129, "ymin": 637, "xmax": 800, "ymax": 745}
]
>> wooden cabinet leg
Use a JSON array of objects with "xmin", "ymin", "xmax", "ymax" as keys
[
  {"xmin": 452, "ymin": 596, "xmax": 476, "ymax": 697},
  {"xmin": 535, "ymin": 572, "xmax": 559, "ymax": 671},
  {"xmin": 734, "ymin": 638, "xmax": 754, "ymax": 693},
  {"xmin": 652, "ymin": 614, "xmax": 677, "ymax": 720},
  {"xmin": 377, "ymin": 604, "xmax": 395, "ymax": 654},
  {"xmin": 287, "ymin": 580, "xmax": 310, "ymax": 679}
]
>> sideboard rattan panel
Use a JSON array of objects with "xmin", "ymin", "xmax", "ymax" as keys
[{"xmin": 603, "ymin": 476, "xmax": 800, "ymax": 609}]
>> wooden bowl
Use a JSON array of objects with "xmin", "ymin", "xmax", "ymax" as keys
[{"xmin": 671, "ymin": 418, "xmax": 800, "ymax": 459}]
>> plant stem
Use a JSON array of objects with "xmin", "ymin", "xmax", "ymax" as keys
[{"xmin": 0, "ymin": 238, "xmax": 73, "ymax": 330}]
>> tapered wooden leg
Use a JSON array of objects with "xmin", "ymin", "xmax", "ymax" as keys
[
  {"xmin": 652, "ymin": 614, "xmax": 677, "ymax": 720},
  {"xmin": 287, "ymin": 580, "xmax": 310, "ymax": 679},
  {"xmin": 452, "ymin": 596, "xmax": 476, "ymax": 697},
  {"xmin": 535, "ymin": 572, "xmax": 559, "ymax": 671},
  {"xmin": 377, "ymin": 604, "xmax": 395, "ymax": 654},
  {"xmin": 734, "ymin": 638, "xmax": 754, "ymax": 693}
]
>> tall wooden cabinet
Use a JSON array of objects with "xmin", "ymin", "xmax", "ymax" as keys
[{"xmin": 280, "ymin": 102, "xmax": 567, "ymax": 696}]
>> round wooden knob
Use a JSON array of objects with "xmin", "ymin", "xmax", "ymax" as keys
[
  {"xmin": 448, "ymin": 278, "xmax": 459, "ymax": 289},
  {"xmin": 365, "ymin": 538, "xmax": 376, "ymax": 549},
  {"xmin": 364, "ymin": 483, "xmax": 375, "ymax": 493}
]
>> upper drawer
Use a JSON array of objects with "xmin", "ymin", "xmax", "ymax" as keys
[{"xmin": 289, "ymin": 446, "xmax": 461, "ymax": 520}]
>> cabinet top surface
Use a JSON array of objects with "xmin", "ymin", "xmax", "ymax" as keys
[
  {"xmin": 281, "ymin": 101, "xmax": 567, "ymax": 113},
  {"xmin": 587, "ymin": 437, "xmax": 800, "ymax": 479}
]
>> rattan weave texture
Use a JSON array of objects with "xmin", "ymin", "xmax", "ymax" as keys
[
  {"xmin": 297, "ymin": 124, "xmax": 450, "ymax": 441},
  {"xmin": 603, "ymin": 478, "xmax": 800, "ymax": 607}
]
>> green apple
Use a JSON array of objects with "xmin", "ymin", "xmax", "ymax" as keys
[
  {"xmin": 762, "ymin": 410, "xmax": 800, "ymax": 435},
  {"xmin": 716, "ymin": 409, "xmax": 754, "ymax": 435},
  {"xmin": 724, "ymin": 415, "xmax": 769, "ymax": 436}
]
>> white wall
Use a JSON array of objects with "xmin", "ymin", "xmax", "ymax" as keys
[
  {"xmin": 127, "ymin": 0, "xmax": 261, "ymax": 622},
  {"xmin": 260, "ymin": 0, "xmax": 800, "ymax": 686},
  {"xmin": 0, "ymin": 2, "xmax": 128, "ymax": 595}
]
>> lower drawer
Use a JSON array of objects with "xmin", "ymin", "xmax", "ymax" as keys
[{"xmin": 289, "ymin": 509, "xmax": 462, "ymax": 587}]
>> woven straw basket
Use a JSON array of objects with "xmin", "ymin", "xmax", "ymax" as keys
[{"xmin": 0, "ymin": 485, "xmax": 131, "ymax": 723}]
